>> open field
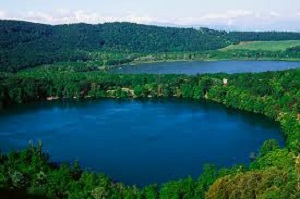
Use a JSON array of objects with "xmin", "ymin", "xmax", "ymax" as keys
[{"xmin": 221, "ymin": 40, "xmax": 300, "ymax": 51}]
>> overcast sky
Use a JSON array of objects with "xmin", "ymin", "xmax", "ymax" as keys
[{"xmin": 1, "ymin": 0, "xmax": 300, "ymax": 31}]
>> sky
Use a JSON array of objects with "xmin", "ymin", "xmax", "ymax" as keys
[{"xmin": 0, "ymin": 0, "xmax": 300, "ymax": 31}]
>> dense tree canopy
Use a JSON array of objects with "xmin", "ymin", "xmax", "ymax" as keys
[
  {"xmin": 228, "ymin": 31, "xmax": 300, "ymax": 43},
  {"xmin": 0, "ymin": 20, "xmax": 231, "ymax": 72},
  {"xmin": 1, "ymin": 20, "xmax": 300, "ymax": 72}
]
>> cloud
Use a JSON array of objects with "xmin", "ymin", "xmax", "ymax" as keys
[
  {"xmin": 1, "ymin": 9, "xmax": 299, "ymax": 31},
  {"xmin": 170, "ymin": 10, "xmax": 253, "ymax": 26},
  {"xmin": 0, "ymin": 10, "xmax": 7, "ymax": 19},
  {"xmin": 270, "ymin": 12, "xmax": 280, "ymax": 17},
  {"xmin": 200, "ymin": 10, "xmax": 253, "ymax": 20},
  {"xmin": 0, "ymin": 9, "xmax": 254, "ymax": 26},
  {"xmin": 3, "ymin": 10, "xmax": 155, "ymax": 25}
]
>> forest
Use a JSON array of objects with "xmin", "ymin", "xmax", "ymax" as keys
[
  {"xmin": 1, "ymin": 19, "xmax": 300, "ymax": 198},
  {"xmin": 0, "ymin": 68, "xmax": 300, "ymax": 198},
  {"xmin": 1, "ymin": 20, "xmax": 300, "ymax": 72}
]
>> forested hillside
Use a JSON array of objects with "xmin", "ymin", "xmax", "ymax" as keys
[
  {"xmin": 0, "ymin": 20, "xmax": 230, "ymax": 72},
  {"xmin": 228, "ymin": 31, "xmax": 300, "ymax": 43},
  {"xmin": 1, "ymin": 20, "xmax": 300, "ymax": 72}
]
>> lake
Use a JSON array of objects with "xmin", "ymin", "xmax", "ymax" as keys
[
  {"xmin": 109, "ymin": 60, "xmax": 300, "ymax": 74},
  {"xmin": 0, "ymin": 99, "xmax": 284, "ymax": 186}
]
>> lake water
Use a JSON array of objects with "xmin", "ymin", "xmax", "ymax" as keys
[
  {"xmin": 109, "ymin": 61, "xmax": 300, "ymax": 74},
  {"xmin": 0, "ymin": 99, "xmax": 284, "ymax": 186}
]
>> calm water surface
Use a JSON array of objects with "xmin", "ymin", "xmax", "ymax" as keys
[
  {"xmin": 109, "ymin": 60, "xmax": 300, "ymax": 74},
  {"xmin": 0, "ymin": 99, "xmax": 284, "ymax": 186}
]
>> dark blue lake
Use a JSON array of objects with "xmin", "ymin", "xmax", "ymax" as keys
[
  {"xmin": 0, "ymin": 99, "xmax": 284, "ymax": 186},
  {"xmin": 109, "ymin": 60, "xmax": 300, "ymax": 74}
]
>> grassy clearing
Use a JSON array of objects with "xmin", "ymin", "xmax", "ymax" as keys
[{"xmin": 221, "ymin": 40, "xmax": 300, "ymax": 51}]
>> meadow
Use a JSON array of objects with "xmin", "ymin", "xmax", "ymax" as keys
[{"xmin": 221, "ymin": 40, "xmax": 300, "ymax": 51}]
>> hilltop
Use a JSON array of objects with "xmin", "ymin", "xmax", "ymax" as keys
[{"xmin": 1, "ymin": 20, "xmax": 300, "ymax": 72}]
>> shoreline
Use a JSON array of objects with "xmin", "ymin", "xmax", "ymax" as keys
[{"xmin": 103, "ymin": 57, "xmax": 300, "ymax": 71}]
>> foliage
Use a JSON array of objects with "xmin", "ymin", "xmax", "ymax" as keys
[
  {"xmin": 1, "ymin": 67, "xmax": 300, "ymax": 198},
  {"xmin": 205, "ymin": 168, "xmax": 299, "ymax": 199},
  {"xmin": 0, "ymin": 20, "xmax": 231, "ymax": 72},
  {"xmin": 259, "ymin": 139, "xmax": 280, "ymax": 157},
  {"xmin": 0, "ymin": 143, "xmax": 249, "ymax": 199},
  {"xmin": 2, "ymin": 20, "xmax": 300, "ymax": 72},
  {"xmin": 227, "ymin": 31, "xmax": 300, "ymax": 43}
]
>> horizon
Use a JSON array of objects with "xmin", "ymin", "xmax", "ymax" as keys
[
  {"xmin": 0, "ymin": 0, "xmax": 300, "ymax": 32},
  {"xmin": 2, "ymin": 19, "xmax": 300, "ymax": 33}
]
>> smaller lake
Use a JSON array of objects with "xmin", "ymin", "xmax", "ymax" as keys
[
  {"xmin": 109, "ymin": 61, "xmax": 300, "ymax": 74},
  {"xmin": 0, "ymin": 99, "xmax": 284, "ymax": 186}
]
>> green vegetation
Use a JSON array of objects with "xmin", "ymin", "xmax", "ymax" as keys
[
  {"xmin": 2, "ymin": 20, "xmax": 300, "ymax": 72},
  {"xmin": 0, "ymin": 68, "xmax": 300, "ymax": 198},
  {"xmin": 221, "ymin": 40, "xmax": 300, "ymax": 51},
  {"xmin": 227, "ymin": 31, "xmax": 300, "ymax": 43},
  {"xmin": 0, "ymin": 20, "xmax": 230, "ymax": 72},
  {"xmin": 1, "ymin": 20, "xmax": 300, "ymax": 198},
  {"xmin": 143, "ymin": 49, "xmax": 300, "ymax": 63},
  {"xmin": 22, "ymin": 48, "xmax": 300, "ymax": 74},
  {"xmin": 0, "ymin": 143, "xmax": 249, "ymax": 199}
]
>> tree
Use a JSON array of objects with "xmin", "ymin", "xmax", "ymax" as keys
[{"xmin": 259, "ymin": 139, "xmax": 280, "ymax": 157}]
